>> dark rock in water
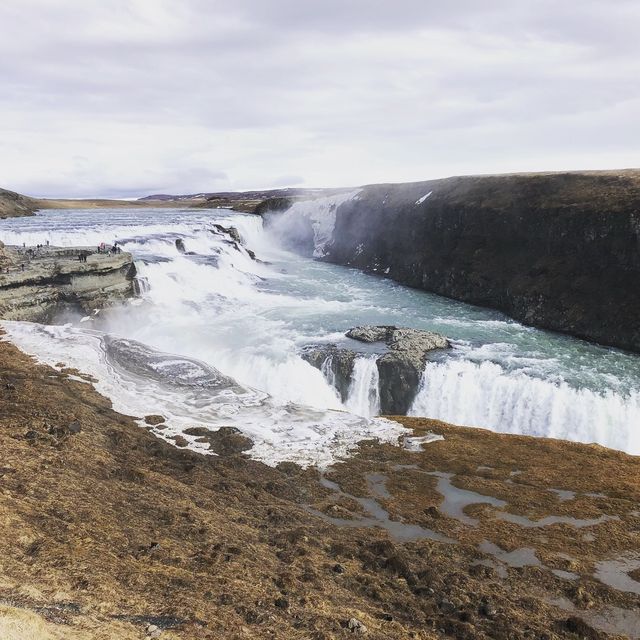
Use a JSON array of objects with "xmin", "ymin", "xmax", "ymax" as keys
[
  {"xmin": 300, "ymin": 344, "xmax": 357, "ymax": 403},
  {"xmin": 175, "ymin": 238, "xmax": 186, "ymax": 253},
  {"xmin": 212, "ymin": 224, "xmax": 242, "ymax": 244},
  {"xmin": 303, "ymin": 326, "xmax": 449, "ymax": 415},
  {"xmin": 365, "ymin": 326, "xmax": 448, "ymax": 415},
  {"xmin": 144, "ymin": 415, "xmax": 165, "ymax": 426},
  {"xmin": 211, "ymin": 224, "xmax": 257, "ymax": 260}
]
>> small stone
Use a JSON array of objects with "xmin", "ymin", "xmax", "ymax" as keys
[
  {"xmin": 347, "ymin": 618, "xmax": 367, "ymax": 634},
  {"xmin": 274, "ymin": 597, "xmax": 289, "ymax": 609},
  {"xmin": 144, "ymin": 415, "xmax": 165, "ymax": 426},
  {"xmin": 172, "ymin": 435, "xmax": 188, "ymax": 447},
  {"xmin": 438, "ymin": 599, "xmax": 456, "ymax": 614},
  {"xmin": 146, "ymin": 623, "xmax": 161, "ymax": 638},
  {"xmin": 479, "ymin": 600, "xmax": 497, "ymax": 618},
  {"xmin": 67, "ymin": 420, "xmax": 82, "ymax": 434},
  {"xmin": 332, "ymin": 563, "xmax": 345, "ymax": 574}
]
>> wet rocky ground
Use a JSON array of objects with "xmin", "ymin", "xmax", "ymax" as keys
[{"xmin": 0, "ymin": 336, "xmax": 639, "ymax": 639}]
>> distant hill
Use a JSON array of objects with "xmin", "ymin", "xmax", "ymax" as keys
[
  {"xmin": 137, "ymin": 187, "xmax": 348, "ymax": 202},
  {"xmin": 0, "ymin": 188, "xmax": 40, "ymax": 218}
]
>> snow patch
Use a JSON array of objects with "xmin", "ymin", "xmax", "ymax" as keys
[{"xmin": 415, "ymin": 191, "xmax": 433, "ymax": 205}]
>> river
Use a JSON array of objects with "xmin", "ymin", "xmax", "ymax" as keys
[{"xmin": 0, "ymin": 204, "xmax": 638, "ymax": 463}]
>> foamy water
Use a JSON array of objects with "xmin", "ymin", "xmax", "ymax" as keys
[{"xmin": 0, "ymin": 203, "xmax": 638, "ymax": 459}]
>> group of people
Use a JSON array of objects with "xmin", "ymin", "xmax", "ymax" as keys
[{"xmin": 96, "ymin": 242, "xmax": 122, "ymax": 255}]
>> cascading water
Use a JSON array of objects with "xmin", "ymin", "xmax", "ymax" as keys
[
  {"xmin": 320, "ymin": 355, "xmax": 339, "ymax": 392},
  {"xmin": 345, "ymin": 356, "xmax": 381, "ymax": 417},
  {"xmin": 409, "ymin": 356, "xmax": 640, "ymax": 454},
  {"xmin": 0, "ymin": 204, "xmax": 639, "ymax": 460}
]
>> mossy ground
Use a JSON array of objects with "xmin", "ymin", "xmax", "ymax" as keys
[{"xmin": 0, "ymin": 337, "xmax": 638, "ymax": 639}]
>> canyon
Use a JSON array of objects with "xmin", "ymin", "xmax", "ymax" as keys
[{"xmin": 264, "ymin": 170, "xmax": 640, "ymax": 353}]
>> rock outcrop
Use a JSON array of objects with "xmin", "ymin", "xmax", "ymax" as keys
[
  {"xmin": 0, "ymin": 188, "xmax": 39, "ymax": 218},
  {"xmin": 267, "ymin": 171, "xmax": 640, "ymax": 352},
  {"xmin": 301, "ymin": 344, "xmax": 357, "ymax": 403},
  {"xmin": 303, "ymin": 326, "xmax": 449, "ymax": 415},
  {"xmin": 0, "ymin": 246, "xmax": 137, "ymax": 322}
]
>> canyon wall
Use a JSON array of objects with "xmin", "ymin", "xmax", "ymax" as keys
[{"xmin": 266, "ymin": 171, "xmax": 640, "ymax": 353}]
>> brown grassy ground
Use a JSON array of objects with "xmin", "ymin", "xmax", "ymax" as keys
[{"xmin": 0, "ymin": 337, "xmax": 638, "ymax": 639}]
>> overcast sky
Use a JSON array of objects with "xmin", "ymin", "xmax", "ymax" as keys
[{"xmin": 1, "ymin": 0, "xmax": 639, "ymax": 197}]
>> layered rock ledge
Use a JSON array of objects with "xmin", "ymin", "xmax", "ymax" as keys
[{"xmin": 0, "ymin": 244, "xmax": 137, "ymax": 321}]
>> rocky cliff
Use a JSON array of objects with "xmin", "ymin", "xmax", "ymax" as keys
[
  {"xmin": 266, "ymin": 170, "xmax": 640, "ymax": 352},
  {"xmin": 0, "ymin": 188, "xmax": 39, "ymax": 218},
  {"xmin": 0, "ymin": 246, "xmax": 137, "ymax": 321}
]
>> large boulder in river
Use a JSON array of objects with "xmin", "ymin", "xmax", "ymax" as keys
[
  {"xmin": 348, "ymin": 326, "xmax": 449, "ymax": 414},
  {"xmin": 303, "ymin": 326, "xmax": 449, "ymax": 415}
]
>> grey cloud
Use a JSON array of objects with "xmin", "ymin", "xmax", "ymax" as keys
[{"xmin": 0, "ymin": 0, "xmax": 638, "ymax": 197}]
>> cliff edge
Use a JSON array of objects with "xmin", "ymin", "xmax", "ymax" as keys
[
  {"xmin": 0, "ymin": 245, "xmax": 137, "ymax": 321},
  {"xmin": 267, "ymin": 170, "xmax": 640, "ymax": 352}
]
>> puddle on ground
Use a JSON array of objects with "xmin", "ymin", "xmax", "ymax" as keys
[
  {"xmin": 547, "ymin": 595, "xmax": 640, "ymax": 639},
  {"xmin": 470, "ymin": 558, "xmax": 508, "ymax": 579},
  {"xmin": 403, "ymin": 432, "xmax": 444, "ymax": 451},
  {"xmin": 498, "ymin": 512, "xmax": 619, "ymax": 529},
  {"xmin": 310, "ymin": 474, "xmax": 455, "ymax": 544},
  {"xmin": 393, "ymin": 464, "xmax": 506, "ymax": 526},
  {"xmin": 427, "ymin": 471, "xmax": 507, "ymax": 526},
  {"xmin": 551, "ymin": 569, "xmax": 579, "ymax": 581},
  {"xmin": 548, "ymin": 488, "xmax": 576, "ymax": 502},
  {"xmin": 366, "ymin": 473, "xmax": 391, "ymax": 500},
  {"xmin": 594, "ymin": 553, "xmax": 640, "ymax": 595},
  {"xmin": 478, "ymin": 540, "xmax": 542, "ymax": 569}
]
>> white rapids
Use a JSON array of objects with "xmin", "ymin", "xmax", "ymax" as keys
[{"xmin": 0, "ymin": 202, "xmax": 639, "ymax": 462}]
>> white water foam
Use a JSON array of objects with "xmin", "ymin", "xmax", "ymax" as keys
[
  {"xmin": 409, "ymin": 358, "xmax": 640, "ymax": 454},
  {"xmin": 345, "ymin": 356, "xmax": 381, "ymax": 417},
  {"xmin": 1, "ymin": 321, "xmax": 406, "ymax": 468}
]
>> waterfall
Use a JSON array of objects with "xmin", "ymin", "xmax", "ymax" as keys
[
  {"xmin": 320, "ymin": 355, "xmax": 338, "ymax": 389},
  {"xmin": 132, "ymin": 260, "xmax": 151, "ymax": 295},
  {"xmin": 267, "ymin": 190, "xmax": 360, "ymax": 257},
  {"xmin": 345, "ymin": 356, "xmax": 381, "ymax": 417},
  {"xmin": 409, "ymin": 359, "xmax": 640, "ymax": 454}
]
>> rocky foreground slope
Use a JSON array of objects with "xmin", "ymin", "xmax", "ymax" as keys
[
  {"xmin": 264, "ymin": 170, "xmax": 640, "ymax": 353},
  {"xmin": 0, "ymin": 336, "xmax": 639, "ymax": 639}
]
